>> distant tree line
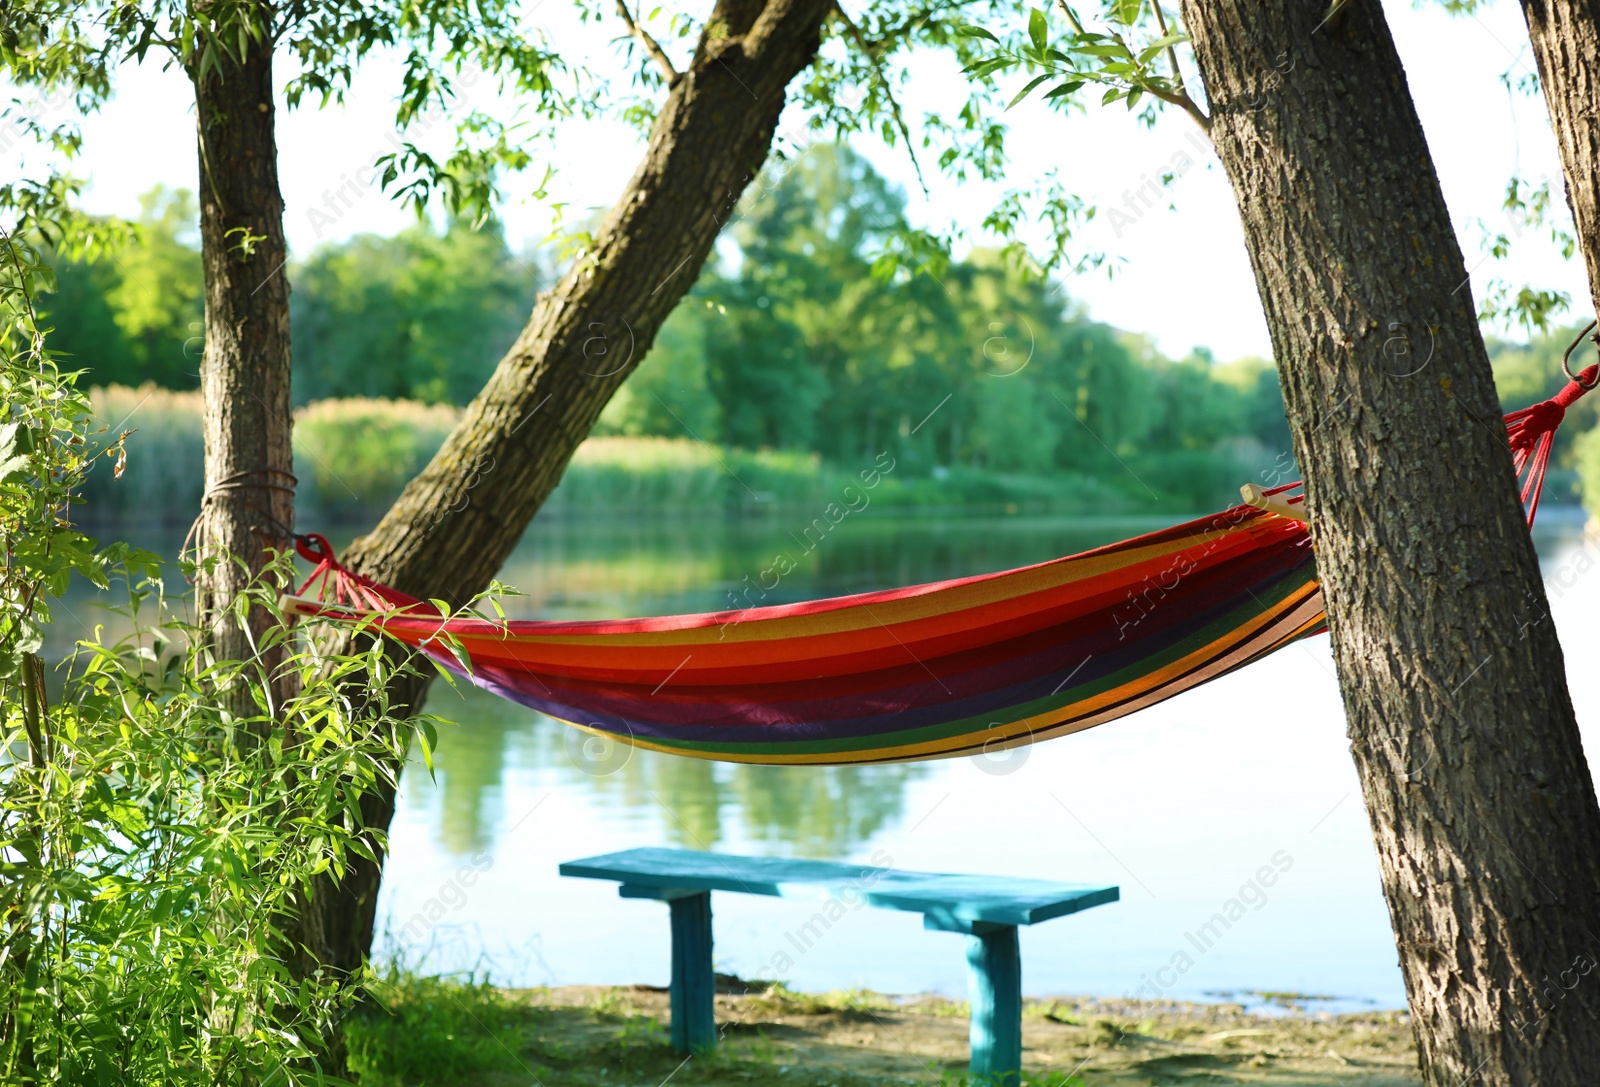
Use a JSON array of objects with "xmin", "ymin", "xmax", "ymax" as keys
[
  {"xmin": 34, "ymin": 148, "xmax": 1291, "ymax": 502},
  {"xmin": 41, "ymin": 187, "xmax": 540, "ymax": 406},
  {"xmin": 598, "ymin": 146, "xmax": 1295, "ymax": 493},
  {"xmin": 38, "ymin": 145, "xmax": 1593, "ymax": 506}
]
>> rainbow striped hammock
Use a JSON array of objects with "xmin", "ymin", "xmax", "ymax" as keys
[{"xmin": 282, "ymin": 371, "xmax": 1592, "ymax": 766}]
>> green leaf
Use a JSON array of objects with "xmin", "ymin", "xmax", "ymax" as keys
[
  {"xmin": 963, "ymin": 57, "xmax": 1015, "ymax": 79},
  {"xmin": 0, "ymin": 422, "xmax": 34, "ymax": 481},
  {"xmin": 1112, "ymin": 0, "xmax": 1142, "ymax": 24},
  {"xmin": 1126, "ymin": 87, "xmax": 1144, "ymax": 109},
  {"xmin": 1028, "ymin": 8, "xmax": 1048, "ymax": 52},
  {"xmin": 1044, "ymin": 80, "xmax": 1085, "ymax": 99},
  {"xmin": 1008, "ymin": 73, "xmax": 1053, "ymax": 108},
  {"xmin": 0, "ymin": 618, "xmax": 44, "ymax": 678},
  {"xmin": 956, "ymin": 25, "xmax": 1000, "ymax": 43},
  {"xmin": 416, "ymin": 719, "xmax": 438, "ymax": 777}
]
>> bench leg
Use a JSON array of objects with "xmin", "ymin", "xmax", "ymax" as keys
[
  {"xmin": 668, "ymin": 892, "xmax": 717, "ymax": 1054},
  {"xmin": 965, "ymin": 924, "xmax": 1021, "ymax": 1085}
]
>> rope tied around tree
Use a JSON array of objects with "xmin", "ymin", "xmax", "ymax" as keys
[{"xmin": 179, "ymin": 467, "xmax": 299, "ymax": 578}]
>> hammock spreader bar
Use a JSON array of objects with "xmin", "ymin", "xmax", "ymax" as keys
[{"xmin": 283, "ymin": 367, "xmax": 1595, "ymax": 767}]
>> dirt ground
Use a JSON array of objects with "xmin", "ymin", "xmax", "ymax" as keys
[{"xmin": 495, "ymin": 983, "xmax": 1421, "ymax": 1086}]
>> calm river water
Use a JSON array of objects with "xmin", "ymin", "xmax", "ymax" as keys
[{"xmin": 363, "ymin": 508, "xmax": 1600, "ymax": 1012}]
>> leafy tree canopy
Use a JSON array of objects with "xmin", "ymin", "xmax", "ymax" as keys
[
  {"xmin": 601, "ymin": 144, "xmax": 1294, "ymax": 505},
  {"xmin": 954, "ymin": 0, "xmax": 1581, "ymax": 333},
  {"xmin": 291, "ymin": 218, "xmax": 542, "ymax": 405}
]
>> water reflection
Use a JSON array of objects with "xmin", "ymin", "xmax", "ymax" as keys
[
  {"xmin": 58, "ymin": 509, "xmax": 1594, "ymax": 864},
  {"xmin": 409, "ymin": 511, "xmax": 1170, "ymax": 858},
  {"xmin": 420, "ymin": 682, "xmax": 930, "ymax": 859},
  {"xmin": 480, "ymin": 511, "xmax": 1171, "ymax": 618},
  {"xmin": 47, "ymin": 507, "xmax": 1597, "ymax": 999},
  {"xmin": 422, "ymin": 688, "xmax": 518, "ymax": 857}
]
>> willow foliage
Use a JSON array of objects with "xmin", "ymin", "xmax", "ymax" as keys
[{"xmin": 0, "ymin": 220, "xmax": 444, "ymax": 1085}]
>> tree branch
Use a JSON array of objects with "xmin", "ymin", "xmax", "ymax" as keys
[
  {"xmin": 1144, "ymin": 81, "xmax": 1211, "ymax": 133},
  {"xmin": 1054, "ymin": 0, "xmax": 1084, "ymax": 34},
  {"xmin": 1148, "ymin": 1, "xmax": 1209, "ymax": 131},
  {"xmin": 1054, "ymin": 0, "xmax": 1208, "ymax": 132},
  {"xmin": 833, "ymin": 1, "xmax": 928, "ymax": 194},
  {"xmin": 614, "ymin": 0, "xmax": 681, "ymax": 86}
]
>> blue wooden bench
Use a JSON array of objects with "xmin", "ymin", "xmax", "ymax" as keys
[{"xmin": 559, "ymin": 847, "xmax": 1118, "ymax": 1082}]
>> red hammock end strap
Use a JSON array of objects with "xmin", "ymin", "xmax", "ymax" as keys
[
  {"xmin": 286, "ymin": 533, "xmax": 434, "ymax": 617},
  {"xmin": 1503, "ymin": 363, "xmax": 1597, "ymax": 524},
  {"xmin": 295, "ymin": 533, "xmax": 337, "ymax": 565}
]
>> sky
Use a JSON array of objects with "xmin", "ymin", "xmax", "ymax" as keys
[{"xmin": 6, "ymin": 0, "xmax": 1588, "ymax": 362}]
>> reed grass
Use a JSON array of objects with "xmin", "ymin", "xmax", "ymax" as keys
[
  {"xmin": 296, "ymin": 396, "xmax": 460, "ymax": 512},
  {"xmin": 76, "ymin": 385, "xmax": 1250, "ymax": 526}
]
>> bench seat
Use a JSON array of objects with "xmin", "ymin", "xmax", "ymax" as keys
[{"xmin": 560, "ymin": 846, "xmax": 1118, "ymax": 1083}]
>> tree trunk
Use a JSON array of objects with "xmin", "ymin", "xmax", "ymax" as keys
[
  {"xmin": 1180, "ymin": 2, "xmax": 1600, "ymax": 1082},
  {"xmin": 294, "ymin": 0, "xmax": 833, "ymax": 981},
  {"xmin": 1519, "ymin": 0, "xmax": 1600, "ymax": 326},
  {"xmin": 192, "ymin": 16, "xmax": 295, "ymax": 715}
]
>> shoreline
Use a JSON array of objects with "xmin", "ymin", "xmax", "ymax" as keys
[{"xmin": 351, "ymin": 976, "xmax": 1422, "ymax": 1085}]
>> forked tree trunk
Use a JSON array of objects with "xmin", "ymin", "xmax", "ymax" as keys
[
  {"xmin": 294, "ymin": 0, "xmax": 834, "ymax": 980},
  {"xmin": 1519, "ymin": 0, "xmax": 1600, "ymax": 324},
  {"xmin": 1180, "ymin": 1, "xmax": 1600, "ymax": 1082},
  {"xmin": 192, "ymin": 16, "xmax": 295, "ymax": 714}
]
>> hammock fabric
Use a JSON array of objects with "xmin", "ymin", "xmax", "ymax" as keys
[{"xmin": 286, "ymin": 366, "xmax": 1596, "ymax": 766}]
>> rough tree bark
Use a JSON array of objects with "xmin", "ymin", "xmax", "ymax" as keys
[
  {"xmin": 191, "ymin": 11, "xmax": 295, "ymax": 713},
  {"xmin": 1178, "ymin": 2, "xmax": 1600, "ymax": 1082},
  {"xmin": 1519, "ymin": 0, "xmax": 1600, "ymax": 323},
  {"xmin": 294, "ymin": 0, "xmax": 834, "ymax": 979}
]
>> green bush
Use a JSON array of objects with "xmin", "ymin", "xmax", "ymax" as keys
[{"xmin": 1, "ymin": 230, "xmax": 437, "ymax": 1085}]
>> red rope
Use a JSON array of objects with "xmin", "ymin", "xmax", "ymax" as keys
[
  {"xmin": 1503, "ymin": 363, "xmax": 1597, "ymax": 525},
  {"xmin": 293, "ymin": 534, "xmax": 437, "ymax": 615}
]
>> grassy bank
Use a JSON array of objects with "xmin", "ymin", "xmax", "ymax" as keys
[
  {"xmin": 346, "ymin": 973, "xmax": 1417, "ymax": 1087},
  {"xmin": 79, "ymin": 386, "xmax": 1268, "ymax": 525}
]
